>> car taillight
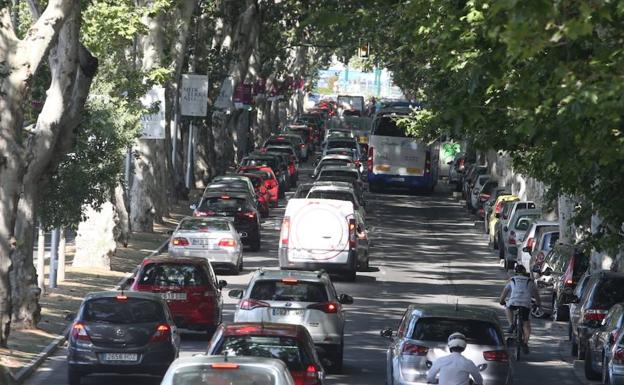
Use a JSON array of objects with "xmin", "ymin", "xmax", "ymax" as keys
[
  {"xmin": 425, "ymin": 151, "xmax": 431, "ymax": 174},
  {"xmin": 495, "ymin": 202, "xmax": 503, "ymax": 213},
  {"xmin": 239, "ymin": 298, "xmax": 270, "ymax": 310},
  {"xmin": 401, "ymin": 342, "xmax": 429, "ymax": 356},
  {"xmin": 348, "ymin": 219, "xmax": 356, "ymax": 249},
  {"xmin": 300, "ymin": 144, "xmax": 305, "ymax": 148},
  {"xmin": 613, "ymin": 347, "xmax": 624, "ymax": 364},
  {"xmin": 307, "ymin": 302, "xmax": 338, "ymax": 313},
  {"xmin": 536, "ymin": 251, "xmax": 546, "ymax": 264},
  {"xmin": 218, "ymin": 238, "xmax": 236, "ymax": 247},
  {"xmin": 479, "ymin": 194, "xmax": 490, "ymax": 202},
  {"xmin": 237, "ymin": 211, "xmax": 256, "ymax": 220},
  {"xmin": 526, "ymin": 237, "xmax": 535, "ymax": 250},
  {"xmin": 280, "ymin": 216, "xmax": 290, "ymax": 246},
  {"xmin": 367, "ymin": 147, "xmax": 374, "ymax": 172},
  {"xmin": 304, "ymin": 364, "xmax": 321, "ymax": 385},
  {"xmin": 508, "ymin": 231, "xmax": 516, "ymax": 245},
  {"xmin": 71, "ymin": 322, "xmax": 91, "ymax": 342},
  {"xmin": 172, "ymin": 237, "xmax": 189, "ymax": 246},
  {"xmin": 355, "ymin": 160, "xmax": 361, "ymax": 167},
  {"xmin": 149, "ymin": 323, "xmax": 171, "ymax": 343},
  {"xmin": 584, "ymin": 309, "xmax": 608, "ymax": 323},
  {"xmin": 483, "ymin": 350, "xmax": 509, "ymax": 361}
]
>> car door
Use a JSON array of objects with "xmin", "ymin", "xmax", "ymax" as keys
[
  {"xmin": 388, "ymin": 310, "xmax": 412, "ymax": 381},
  {"xmin": 204, "ymin": 262, "xmax": 223, "ymax": 323},
  {"xmin": 536, "ymin": 248, "xmax": 559, "ymax": 310}
]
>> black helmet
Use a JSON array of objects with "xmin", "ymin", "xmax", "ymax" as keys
[{"xmin": 514, "ymin": 264, "xmax": 527, "ymax": 274}]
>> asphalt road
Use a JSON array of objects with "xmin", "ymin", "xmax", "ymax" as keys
[{"xmin": 24, "ymin": 161, "xmax": 591, "ymax": 385}]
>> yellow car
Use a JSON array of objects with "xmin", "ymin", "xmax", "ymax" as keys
[{"xmin": 488, "ymin": 194, "xmax": 519, "ymax": 246}]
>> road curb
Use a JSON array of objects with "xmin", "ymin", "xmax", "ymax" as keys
[{"xmin": 14, "ymin": 235, "xmax": 170, "ymax": 385}]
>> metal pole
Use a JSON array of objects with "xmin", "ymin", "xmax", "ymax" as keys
[
  {"xmin": 57, "ymin": 227, "xmax": 66, "ymax": 282},
  {"xmin": 36, "ymin": 223, "xmax": 46, "ymax": 294},
  {"xmin": 49, "ymin": 228, "xmax": 60, "ymax": 289},
  {"xmin": 185, "ymin": 122, "xmax": 194, "ymax": 189},
  {"xmin": 125, "ymin": 148, "xmax": 132, "ymax": 191}
]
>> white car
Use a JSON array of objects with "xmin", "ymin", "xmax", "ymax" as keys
[
  {"xmin": 468, "ymin": 174, "xmax": 490, "ymax": 211},
  {"xmin": 278, "ymin": 198, "xmax": 364, "ymax": 281},
  {"xmin": 168, "ymin": 217, "xmax": 243, "ymax": 274},
  {"xmin": 501, "ymin": 208, "xmax": 541, "ymax": 269},
  {"xmin": 160, "ymin": 355, "xmax": 296, "ymax": 385},
  {"xmin": 229, "ymin": 269, "xmax": 354, "ymax": 372},
  {"xmin": 516, "ymin": 220, "xmax": 558, "ymax": 270}
]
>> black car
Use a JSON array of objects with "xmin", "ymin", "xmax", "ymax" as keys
[
  {"xmin": 192, "ymin": 191, "xmax": 261, "ymax": 251},
  {"xmin": 570, "ymin": 271, "xmax": 624, "ymax": 360},
  {"xmin": 67, "ymin": 291, "xmax": 180, "ymax": 385}
]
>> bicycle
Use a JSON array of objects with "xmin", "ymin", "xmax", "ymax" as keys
[{"xmin": 510, "ymin": 306, "xmax": 524, "ymax": 360}]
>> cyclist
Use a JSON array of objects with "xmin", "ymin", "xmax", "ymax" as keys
[
  {"xmin": 499, "ymin": 264, "xmax": 541, "ymax": 353},
  {"xmin": 426, "ymin": 332, "xmax": 483, "ymax": 385}
]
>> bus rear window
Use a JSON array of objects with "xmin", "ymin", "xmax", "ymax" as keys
[{"xmin": 373, "ymin": 116, "xmax": 408, "ymax": 137}]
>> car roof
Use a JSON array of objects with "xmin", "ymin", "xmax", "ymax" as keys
[
  {"xmin": 141, "ymin": 255, "xmax": 209, "ymax": 266},
  {"xmin": 319, "ymin": 165, "xmax": 358, "ymax": 173},
  {"xmin": 179, "ymin": 216, "xmax": 232, "ymax": 223},
  {"xmin": 320, "ymin": 155, "xmax": 353, "ymax": 161},
  {"xmin": 513, "ymin": 208, "xmax": 541, "ymax": 217},
  {"xmin": 407, "ymin": 304, "xmax": 500, "ymax": 324},
  {"xmin": 532, "ymin": 220, "xmax": 558, "ymax": 226},
  {"xmin": 309, "ymin": 185, "xmax": 354, "ymax": 193},
  {"xmin": 221, "ymin": 322, "xmax": 308, "ymax": 338},
  {"xmin": 252, "ymin": 269, "xmax": 330, "ymax": 281},
  {"xmin": 84, "ymin": 290, "xmax": 164, "ymax": 301},
  {"xmin": 312, "ymin": 181, "xmax": 354, "ymax": 189}
]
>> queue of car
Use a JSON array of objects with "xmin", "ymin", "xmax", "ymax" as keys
[{"xmin": 451, "ymin": 157, "xmax": 624, "ymax": 385}]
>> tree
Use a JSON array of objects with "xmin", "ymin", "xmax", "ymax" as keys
[{"xmin": 0, "ymin": 1, "xmax": 98, "ymax": 345}]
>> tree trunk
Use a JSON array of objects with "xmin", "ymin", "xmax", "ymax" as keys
[
  {"xmin": 0, "ymin": 1, "xmax": 97, "ymax": 344},
  {"xmin": 112, "ymin": 183, "xmax": 130, "ymax": 247}
]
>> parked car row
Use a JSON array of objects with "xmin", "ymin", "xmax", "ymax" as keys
[{"xmin": 451, "ymin": 159, "xmax": 624, "ymax": 385}]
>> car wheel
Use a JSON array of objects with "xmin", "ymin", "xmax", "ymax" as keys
[
  {"xmin": 585, "ymin": 349, "xmax": 602, "ymax": 380},
  {"xmin": 237, "ymin": 257, "xmax": 243, "ymax": 272},
  {"xmin": 250, "ymin": 234, "xmax": 261, "ymax": 252},
  {"xmin": 603, "ymin": 356, "xmax": 610, "ymax": 385},
  {"xmin": 329, "ymin": 342, "xmax": 344, "ymax": 374},
  {"xmin": 67, "ymin": 367, "xmax": 82, "ymax": 385},
  {"xmin": 579, "ymin": 339, "xmax": 586, "ymax": 360},
  {"xmin": 572, "ymin": 334, "xmax": 579, "ymax": 357}
]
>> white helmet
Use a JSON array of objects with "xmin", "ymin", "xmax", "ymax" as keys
[{"xmin": 447, "ymin": 332, "xmax": 467, "ymax": 349}]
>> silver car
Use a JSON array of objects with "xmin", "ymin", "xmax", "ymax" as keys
[
  {"xmin": 380, "ymin": 304, "xmax": 511, "ymax": 385},
  {"xmin": 228, "ymin": 269, "xmax": 354, "ymax": 371},
  {"xmin": 160, "ymin": 355, "xmax": 296, "ymax": 385},
  {"xmin": 168, "ymin": 217, "xmax": 243, "ymax": 274},
  {"xmin": 501, "ymin": 208, "xmax": 541, "ymax": 269}
]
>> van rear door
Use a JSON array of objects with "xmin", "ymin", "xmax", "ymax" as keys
[
  {"xmin": 283, "ymin": 198, "xmax": 353, "ymax": 261},
  {"xmin": 370, "ymin": 115, "xmax": 426, "ymax": 177}
]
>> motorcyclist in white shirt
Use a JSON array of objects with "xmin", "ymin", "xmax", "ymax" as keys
[
  {"xmin": 426, "ymin": 332, "xmax": 483, "ymax": 385},
  {"xmin": 499, "ymin": 264, "xmax": 541, "ymax": 353}
]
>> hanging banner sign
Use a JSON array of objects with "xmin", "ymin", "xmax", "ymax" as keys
[
  {"xmin": 140, "ymin": 86, "xmax": 166, "ymax": 139},
  {"xmin": 234, "ymin": 83, "xmax": 253, "ymax": 105},
  {"xmin": 180, "ymin": 74, "xmax": 209, "ymax": 117}
]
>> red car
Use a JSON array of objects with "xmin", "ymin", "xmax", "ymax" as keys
[
  {"xmin": 207, "ymin": 323, "xmax": 325, "ymax": 385},
  {"xmin": 130, "ymin": 256, "xmax": 227, "ymax": 334},
  {"xmin": 238, "ymin": 166, "xmax": 279, "ymax": 207},
  {"xmin": 241, "ymin": 173, "xmax": 270, "ymax": 217}
]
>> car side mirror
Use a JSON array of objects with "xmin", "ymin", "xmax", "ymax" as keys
[
  {"xmin": 190, "ymin": 203, "xmax": 197, "ymax": 211},
  {"xmin": 570, "ymin": 295, "xmax": 580, "ymax": 304},
  {"xmin": 447, "ymin": 160, "xmax": 453, "ymax": 165},
  {"xmin": 380, "ymin": 328, "xmax": 394, "ymax": 339},
  {"xmin": 522, "ymin": 246, "xmax": 530, "ymax": 252},
  {"xmin": 503, "ymin": 226, "xmax": 509, "ymax": 232},
  {"xmin": 228, "ymin": 289, "xmax": 243, "ymax": 299},
  {"xmin": 495, "ymin": 213, "xmax": 500, "ymax": 218},
  {"xmin": 218, "ymin": 280, "xmax": 228, "ymax": 289},
  {"xmin": 543, "ymin": 267, "xmax": 552, "ymax": 276},
  {"xmin": 338, "ymin": 294, "xmax": 354, "ymax": 305}
]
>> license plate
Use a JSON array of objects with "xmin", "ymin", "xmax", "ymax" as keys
[
  {"xmin": 102, "ymin": 353, "xmax": 138, "ymax": 362},
  {"xmin": 161, "ymin": 292, "xmax": 187, "ymax": 301},
  {"xmin": 272, "ymin": 308, "xmax": 304, "ymax": 316},
  {"xmin": 191, "ymin": 239, "xmax": 211, "ymax": 246}
]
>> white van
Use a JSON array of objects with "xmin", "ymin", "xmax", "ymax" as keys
[
  {"xmin": 278, "ymin": 198, "xmax": 362, "ymax": 281},
  {"xmin": 367, "ymin": 109, "xmax": 439, "ymax": 192}
]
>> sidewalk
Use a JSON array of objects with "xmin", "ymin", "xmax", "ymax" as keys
[{"xmin": 0, "ymin": 199, "xmax": 190, "ymax": 383}]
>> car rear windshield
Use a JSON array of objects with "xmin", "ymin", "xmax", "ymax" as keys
[
  {"xmin": 138, "ymin": 263, "xmax": 209, "ymax": 287},
  {"xmin": 307, "ymin": 190, "xmax": 355, "ymax": 206},
  {"xmin": 217, "ymin": 336, "xmax": 308, "ymax": 371},
  {"xmin": 250, "ymin": 280, "xmax": 328, "ymax": 302},
  {"xmin": 327, "ymin": 141, "xmax": 356, "ymax": 149},
  {"xmin": 592, "ymin": 277, "xmax": 624, "ymax": 309},
  {"xmin": 541, "ymin": 232, "xmax": 560, "ymax": 250},
  {"xmin": 513, "ymin": 215, "xmax": 539, "ymax": 231},
  {"xmin": 294, "ymin": 186, "xmax": 312, "ymax": 198},
  {"xmin": 242, "ymin": 158, "xmax": 277, "ymax": 170},
  {"xmin": 320, "ymin": 160, "xmax": 353, "ymax": 168},
  {"xmin": 172, "ymin": 365, "xmax": 276, "ymax": 385},
  {"xmin": 82, "ymin": 297, "xmax": 165, "ymax": 324},
  {"xmin": 199, "ymin": 197, "xmax": 251, "ymax": 213},
  {"xmin": 411, "ymin": 317, "xmax": 503, "ymax": 346},
  {"xmin": 179, "ymin": 219, "xmax": 230, "ymax": 232},
  {"xmin": 318, "ymin": 170, "xmax": 357, "ymax": 180},
  {"xmin": 373, "ymin": 116, "xmax": 408, "ymax": 137},
  {"xmin": 573, "ymin": 256, "xmax": 590, "ymax": 279},
  {"xmin": 266, "ymin": 147, "xmax": 294, "ymax": 155}
]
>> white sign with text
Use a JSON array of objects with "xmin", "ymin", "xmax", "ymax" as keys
[
  {"xmin": 140, "ymin": 86, "xmax": 166, "ymax": 139},
  {"xmin": 180, "ymin": 74, "xmax": 209, "ymax": 117}
]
